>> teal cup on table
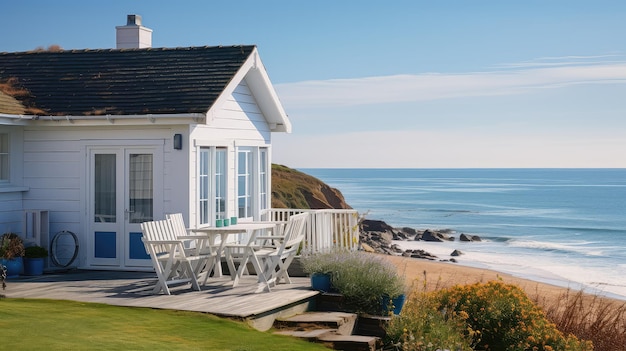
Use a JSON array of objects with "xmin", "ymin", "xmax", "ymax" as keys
[
  {"xmin": 223, "ymin": 218, "xmax": 230, "ymax": 226},
  {"xmin": 231, "ymin": 216, "xmax": 238, "ymax": 225},
  {"xmin": 215, "ymin": 219, "xmax": 223, "ymax": 227}
]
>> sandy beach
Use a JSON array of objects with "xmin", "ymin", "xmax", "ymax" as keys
[{"xmin": 378, "ymin": 253, "xmax": 626, "ymax": 310}]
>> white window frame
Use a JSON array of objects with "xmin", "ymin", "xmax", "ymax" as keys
[
  {"xmin": 198, "ymin": 146, "xmax": 227, "ymax": 225},
  {"xmin": 259, "ymin": 148, "xmax": 269, "ymax": 211},
  {"xmin": 0, "ymin": 133, "xmax": 8, "ymax": 183},
  {"xmin": 236, "ymin": 146, "xmax": 270, "ymax": 220},
  {"xmin": 237, "ymin": 148, "xmax": 253, "ymax": 220}
]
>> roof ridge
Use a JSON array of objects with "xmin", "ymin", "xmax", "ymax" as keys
[{"xmin": 0, "ymin": 44, "xmax": 256, "ymax": 56}]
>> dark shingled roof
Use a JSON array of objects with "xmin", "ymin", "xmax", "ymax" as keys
[{"xmin": 0, "ymin": 45, "xmax": 256, "ymax": 116}]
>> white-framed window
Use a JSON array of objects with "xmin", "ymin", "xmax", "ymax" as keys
[
  {"xmin": 0, "ymin": 133, "xmax": 8, "ymax": 182},
  {"xmin": 237, "ymin": 149, "xmax": 253, "ymax": 219},
  {"xmin": 198, "ymin": 147, "xmax": 227, "ymax": 225},
  {"xmin": 236, "ymin": 147, "xmax": 270, "ymax": 219},
  {"xmin": 259, "ymin": 148, "xmax": 268, "ymax": 211}
]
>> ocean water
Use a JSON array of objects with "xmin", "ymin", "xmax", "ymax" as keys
[{"xmin": 300, "ymin": 168, "xmax": 626, "ymax": 300}]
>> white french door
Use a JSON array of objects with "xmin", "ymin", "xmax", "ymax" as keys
[{"xmin": 88, "ymin": 146, "xmax": 162, "ymax": 268}]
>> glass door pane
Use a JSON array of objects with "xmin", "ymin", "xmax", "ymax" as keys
[
  {"xmin": 94, "ymin": 154, "xmax": 116, "ymax": 223},
  {"xmin": 128, "ymin": 154, "xmax": 153, "ymax": 223}
]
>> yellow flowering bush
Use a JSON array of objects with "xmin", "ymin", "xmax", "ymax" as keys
[
  {"xmin": 386, "ymin": 280, "xmax": 594, "ymax": 351},
  {"xmin": 435, "ymin": 281, "xmax": 593, "ymax": 351},
  {"xmin": 386, "ymin": 290, "xmax": 474, "ymax": 351}
]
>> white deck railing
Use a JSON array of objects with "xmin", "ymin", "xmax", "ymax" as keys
[{"xmin": 261, "ymin": 208, "xmax": 360, "ymax": 254}]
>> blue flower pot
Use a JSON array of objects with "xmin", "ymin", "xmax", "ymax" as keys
[
  {"xmin": 310, "ymin": 273, "xmax": 332, "ymax": 292},
  {"xmin": 381, "ymin": 294, "xmax": 406, "ymax": 315},
  {"xmin": 1, "ymin": 257, "xmax": 23, "ymax": 278},
  {"xmin": 23, "ymin": 257, "xmax": 45, "ymax": 276}
]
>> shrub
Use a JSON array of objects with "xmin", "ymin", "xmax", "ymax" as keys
[
  {"xmin": 0, "ymin": 232, "xmax": 25, "ymax": 259},
  {"xmin": 386, "ymin": 289, "xmax": 474, "ymax": 351},
  {"xmin": 330, "ymin": 251, "xmax": 405, "ymax": 315},
  {"xmin": 435, "ymin": 281, "xmax": 593, "ymax": 351},
  {"xmin": 302, "ymin": 250, "xmax": 405, "ymax": 315},
  {"xmin": 300, "ymin": 249, "xmax": 346, "ymax": 276},
  {"xmin": 25, "ymin": 245, "xmax": 48, "ymax": 258}
]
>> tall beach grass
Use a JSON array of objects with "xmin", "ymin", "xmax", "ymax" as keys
[{"xmin": 532, "ymin": 288, "xmax": 626, "ymax": 351}]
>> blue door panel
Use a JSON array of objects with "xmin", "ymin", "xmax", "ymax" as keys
[
  {"xmin": 129, "ymin": 232, "xmax": 150, "ymax": 260},
  {"xmin": 95, "ymin": 231, "xmax": 116, "ymax": 258}
]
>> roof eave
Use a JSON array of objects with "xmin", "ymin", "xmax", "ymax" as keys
[
  {"xmin": 246, "ymin": 51, "xmax": 291, "ymax": 133},
  {"xmin": 0, "ymin": 113, "xmax": 31, "ymax": 125},
  {"xmin": 1, "ymin": 112, "xmax": 206, "ymax": 126}
]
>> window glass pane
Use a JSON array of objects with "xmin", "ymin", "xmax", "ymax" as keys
[
  {"xmin": 238, "ymin": 197, "xmax": 246, "ymax": 218},
  {"xmin": 259, "ymin": 148, "xmax": 268, "ymax": 210},
  {"xmin": 237, "ymin": 150, "xmax": 253, "ymax": 218},
  {"xmin": 94, "ymin": 154, "xmax": 116, "ymax": 223},
  {"xmin": 0, "ymin": 134, "xmax": 8, "ymax": 181},
  {"xmin": 129, "ymin": 154, "xmax": 153, "ymax": 223},
  {"xmin": 237, "ymin": 176, "xmax": 246, "ymax": 194},
  {"xmin": 199, "ymin": 148, "xmax": 210, "ymax": 224},
  {"xmin": 215, "ymin": 148, "xmax": 226, "ymax": 220}
]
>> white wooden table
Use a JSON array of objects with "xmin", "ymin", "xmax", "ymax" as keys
[{"xmin": 190, "ymin": 222, "xmax": 281, "ymax": 280}]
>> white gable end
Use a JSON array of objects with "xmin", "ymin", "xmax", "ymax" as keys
[
  {"xmin": 207, "ymin": 48, "xmax": 290, "ymax": 133},
  {"xmin": 202, "ymin": 80, "xmax": 271, "ymax": 143}
]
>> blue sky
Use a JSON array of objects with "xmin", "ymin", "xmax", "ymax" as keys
[{"xmin": 2, "ymin": 1, "xmax": 626, "ymax": 168}]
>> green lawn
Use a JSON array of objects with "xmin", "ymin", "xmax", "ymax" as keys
[{"xmin": 0, "ymin": 298, "xmax": 330, "ymax": 350}]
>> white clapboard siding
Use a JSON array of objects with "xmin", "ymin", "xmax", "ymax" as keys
[
  {"xmin": 0, "ymin": 192, "xmax": 24, "ymax": 233},
  {"xmin": 208, "ymin": 81, "xmax": 272, "ymax": 140},
  {"xmin": 20, "ymin": 126, "xmax": 175, "ymax": 256}
]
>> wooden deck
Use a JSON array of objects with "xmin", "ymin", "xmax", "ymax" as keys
[{"xmin": 3, "ymin": 269, "xmax": 319, "ymax": 330}]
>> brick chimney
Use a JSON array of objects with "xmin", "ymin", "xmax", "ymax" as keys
[{"xmin": 116, "ymin": 14, "xmax": 152, "ymax": 49}]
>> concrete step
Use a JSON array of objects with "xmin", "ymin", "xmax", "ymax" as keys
[{"xmin": 274, "ymin": 311, "xmax": 357, "ymax": 336}]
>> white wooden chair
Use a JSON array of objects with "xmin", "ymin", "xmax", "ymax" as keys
[
  {"xmin": 223, "ymin": 229, "xmax": 274, "ymax": 291},
  {"xmin": 166, "ymin": 213, "xmax": 218, "ymax": 285},
  {"xmin": 256, "ymin": 212, "xmax": 309, "ymax": 289},
  {"xmin": 223, "ymin": 213, "xmax": 308, "ymax": 292},
  {"xmin": 140, "ymin": 219, "xmax": 212, "ymax": 295}
]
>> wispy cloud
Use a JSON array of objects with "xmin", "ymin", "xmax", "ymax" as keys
[
  {"xmin": 273, "ymin": 129, "xmax": 626, "ymax": 168},
  {"xmin": 493, "ymin": 54, "xmax": 624, "ymax": 69},
  {"xmin": 275, "ymin": 57, "xmax": 626, "ymax": 108}
]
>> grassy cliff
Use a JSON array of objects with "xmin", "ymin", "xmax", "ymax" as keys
[{"xmin": 271, "ymin": 164, "xmax": 351, "ymax": 209}]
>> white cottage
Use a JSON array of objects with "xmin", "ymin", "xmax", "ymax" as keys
[{"xmin": 0, "ymin": 16, "xmax": 290, "ymax": 270}]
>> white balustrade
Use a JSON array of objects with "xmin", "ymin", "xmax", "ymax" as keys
[{"xmin": 261, "ymin": 209, "xmax": 360, "ymax": 254}]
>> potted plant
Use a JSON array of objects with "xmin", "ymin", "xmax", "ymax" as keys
[
  {"xmin": 329, "ymin": 251, "xmax": 406, "ymax": 316},
  {"xmin": 23, "ymin": 245, "xmax": 48, "ymax": 276},
  {"xmin": 300, "ymin": 249, "xmax": 346, "ymax": 292},
  {"xmin": 0, "ymin": 232, "xmax": 25, "ymax": 278}
]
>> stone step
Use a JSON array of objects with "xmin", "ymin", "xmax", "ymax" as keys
[
  {"xmin": 355, "ymin": 315, "xmax": 391, "ymax": 338},
  {"xmin": 275, "ymin": 329, "xmax": 379, "ymax": 351},
  {"xmin": 316, "ymin": 334, "xmax": 379, "ymax": 351},
  {"xmin": 274, "ymin": 328, "xmax": 337, "ymax": 340},
  {"xmin": 274, "ymin": 311, "xmax": 357, "ymax": 336}
]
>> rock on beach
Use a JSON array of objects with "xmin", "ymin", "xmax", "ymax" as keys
[{"xmin": 360, "ymin": 219, "xmax": 481, "ymax": 262}]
